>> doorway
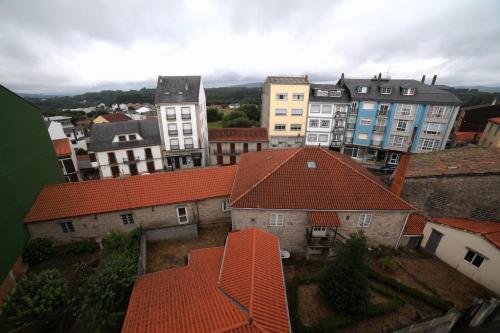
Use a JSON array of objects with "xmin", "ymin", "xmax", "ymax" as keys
[{"xmin": 423, "ymin": 229, "xmax": 443, "ymax": 255}]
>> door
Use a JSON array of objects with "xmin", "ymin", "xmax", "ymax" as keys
[
  {"xmin": 217, "ymin": 155, "xmax": 223, "ymax": 165},
  {"xmin": 147, "ymin": 161, "xmax": 155, "ymax": 173},
  {"xmin": 127, "ymin": 150, "xmax": 135, "ymax": 161},
  {"xmin": 230, "ymin": 155, "xmax": 236, "ymax": 164},
  {"xmin": 173, "ymin": 157, "xmax": 181, "ymax": 169},
  {"xmin": 129, "ymin": 163, "xmax": 138, "ymax": 175},
  {"xmin": 111, "ymin": 166, "xmax": 120, "ymax": 178},
  {"xmin": 423, "ymin": 229, "xmax": 443, "ymax": 255}
]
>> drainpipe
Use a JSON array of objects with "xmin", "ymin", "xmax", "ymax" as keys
[{"xmin": 395, "ymin": 212, "xmax": 410, "ymax": 248}]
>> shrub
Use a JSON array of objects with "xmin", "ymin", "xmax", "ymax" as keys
[
  {"xmin": 3, "ymin": 269, "xmax": 68, "ymax": 328},
  {"xmin": 103, "ymin": 229, "xmax": 134, "ymax": 252},
  {"xmin": 371, "ymin": 245, "xmax": 391, "ymax": 258},
  {"xmin": 67, "ymin": 239, "xmax": 99, "ymax": 255},
  {"xmin": 207, "ymin": 108, "xmax": 222, "ymax": 122},
  {"xmin": 379, "ymin": 255, "xmax": 398, "ymax": 272},
  {"xmin": 22, "ymin": 238, "xmax": 54, "ymax": 264},
  {"xmin": 320, "ymin": 231, "xmax": 370, "ymax": 315}
]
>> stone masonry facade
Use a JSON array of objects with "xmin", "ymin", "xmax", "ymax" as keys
[
  {"xmin": 231, "ymin": 208, "xmax": 410, "ymax": 254},
  {"xmin": 402, "ymin": 174, "xmax": 500, "ymax": 221},
  {"xmin": 27, "ymin": 196, "xmax": 231, "ymax": 242}
]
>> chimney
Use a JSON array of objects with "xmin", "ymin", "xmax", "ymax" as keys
[
  {"xmin": 185, "ymin": 83, "xmax": 189, "ymax": 91},
  {"xmin": 491, "ymin": 97, "xmax": 497, "ymax": 105},
  {"xmin": 431, "ymin": 75, "xmax": 437, "ymax": 85},
  {"xmin": 340, "ymin": 72, "xmax": 345, "ymax": 86},
  {"xmin": 378, "ymin": 73, "xmax": 382, "ymax": 81},
  {"xmin": 421, "ymin": 75, "xmax": 426, "ymax": 83},
  {"xmin": 390, "ymin": 128, "xmax": 417, "ymax": 196},
  {"xmin": 304, "ymin": 74, "xmax": 309, "ymax": 83}
]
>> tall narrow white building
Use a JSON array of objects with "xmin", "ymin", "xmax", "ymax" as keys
[{"xmin": 155, "ymin": 76, "xmax": 209, "ymax": 169}]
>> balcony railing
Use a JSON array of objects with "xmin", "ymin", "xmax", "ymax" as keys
[
  {"xmin": 330, "ymin": 141, "xmax": 343, "ymax": 147},
  {"xmin": 346, "ymin": 123, "xmax": 355, "ymax": 130},
  {"xmin": 373, "ymin": 126, "xmax": 385, "ymax": 133},
  {"xmin": 377, "ymin": 111, "xmax": 389, "ymax": 117},
  {"xmin": 184, "ymin": 144, "xmax": 194, "ymax": 149},
  {"xmin": 335, "ymin": 112, "xmax": 347, "ymax": 118},
  {"xmin": 306, "ymin": 233, "xmax": 336, "ymax": 247},
  {"xmin": 168, "ymin": 130, "xmax": 178, "ymax": 136},
  {"xmin": 170, "ymin": 145, "xmax": 180, "ymax": 150}
]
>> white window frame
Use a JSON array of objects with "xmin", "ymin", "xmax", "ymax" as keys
[
  {"xmin": 184, "ymin": 137, "xmax": 194, "ymax": 148},
  {"xmin": 329, "ymin": 90, "xmax": 342, "ymax": 97},
  {"xmin": 430, "ymin": 106, "xmax": 449, "ymax": 119},
  {"xmin": 388, "ymin": 153, "xmax": 400, "ymax": 165},
  {"xmin": 59, "ymin": 221, "xmax": 75, "ymax": 233},
  {"xmin": 418, "ymin": 138, "xmax": 441, "ymax": 151},
  {"xmin": 290, "ymin": 124, "xmax": 302, "ymax": 131},
  {"xmin": 357, "ymin": 214, "xmax": 373, "ymax": 227},
  {"xmin": 310, "ymin": 104, "xmax": 321, "ymax": 113},
  {"xmin": 391, "ymin": 135, "xmax": 405, "ymax": 147},
  {"xmin": 276, "ymin": 93, "xmax": 288, "ymax": 101},
  {"xmin": 316, "ymin": 89, "xmax": 328, "ymax": 97},
  {"xmin": 166, "ymin": 107, "xmax": 176, "ymax": 120},
  {"xmin": 274, "ymin": 124, "xmax": 286, "ymax": 131},
  {"xmin": 177, "ymin": 207, "xmax": 188, "ymax": 224},
  {"xmin": 309, "ymin": 119, "xmax": 319, "ymax": 128},
  {"xmin": 380, "ymin": 87, "xmax": 392, "ymax": 94},
  {"xmin": 270, "ymin": 213, "xmax": 284, "ymax": 226},
  {"xmin": 318, "ymin": 134, "xmax": 329, "ymax": 142},
  {"xmin": 170, "ymin": 138, "xmax": 179, "ymax": 149},
  {"xmin": 275, "ymin": 108, "xmax": 287, "ymax": 116},
  {"xmin": 121, "ymin": 213, "xmax": 135, "ymax": 225},
  {"xmin": 320, "ymin": 120, "xmax": 330, "ymax": 128},
  {"xmin": 292, "ymin": 93, "xmax": 304, "ymax": 101},
  {"xmin": 356, "ymin": 86, "xmax": 368, "ymax": 93},
  {"xmin": 396, "ymin": 120, "xmax": 409, "ymax": 132},
  {"xmin": 307, "ymin": 133, "xmax": 318, "ymax": 142},
  {"xmin": 402, "ymin": 88, "xmax": 416, "ymax": 96},
  {"xmin": 397, "ymin": 105, "xmax": 414, "ymax": 116},
  {"xmin": 321, "ymin": 105, "xmax": 332, "ymax": 114},
  {"xmin": 423, "ymin": 123, "xmax": 443, "ymax": 135},
  {"xmin": 222, "ymin": 199, "xmax": 230, "ymax": 212},
  {"xmin": 464, "ymin": 249, "xmax": 485, "ymax": 268},
  {"xmin": 291, "ymin": 108, "xmax": 303, "ymax": 116},
  {"xmin": 360, "ymin": 118, "xmax": 371, "ymax": 125}
]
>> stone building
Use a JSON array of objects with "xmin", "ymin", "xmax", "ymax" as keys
[
  {"xmin": 229, "ymin": 147, "xmax": 415, "ymax": 257},
  {"xmin": 478, "ymin": 117, "xmax": 500, "ymax": 148},
  {"xmin": 208, "ymin": 128, "xmax": 269, "ymax": 165},
  {"xmin": 24, "ymin": 166, "xmax": 237, "ymax": 242},
  {"xmin": 399, "ymin": 147, "xmax": 500, "ymax": 222}
]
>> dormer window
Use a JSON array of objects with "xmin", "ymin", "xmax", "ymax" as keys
[
  {"xmin": 329, "ymin": 90, "xmax": 342, "ymax": 97},
  {"xmin": 118, "ymin": 135, "xmax": 126, "ymax": 142},
  {"xmin": 129, "ymin": 134, "xmax": 137, "ymax": 141},
  {"xmin": 356, "ymin": 86, "xmax": 369, "ymax": 94},
  {"xmin": 316, "ymin": 89, "xmax": 328, "ymax": 97},
  {"xmin": 380, "ymin": 87, "xmax": 392, "ymax": 94},
  {"xmin": 401, "ymin": 88, "xmax": 416, "ymax": 96}
]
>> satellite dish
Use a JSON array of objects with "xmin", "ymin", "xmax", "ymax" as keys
[{"xmin": 280, "ymin": 250, "xmax": 291, "ymax": 259}]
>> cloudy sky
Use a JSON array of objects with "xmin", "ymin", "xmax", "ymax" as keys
[{"xmin": 1, "ymin": 0, "xmax": 499, "ymax": 94}]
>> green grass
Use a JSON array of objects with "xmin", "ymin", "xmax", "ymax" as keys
[{"xmin": 208, "ymin": 121, "xmax": 223, "ymax": 129}]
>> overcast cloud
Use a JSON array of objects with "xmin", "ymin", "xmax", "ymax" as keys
[{"xmin": 1, "ymin": 0, "xmax": 499, "ymax": 94}]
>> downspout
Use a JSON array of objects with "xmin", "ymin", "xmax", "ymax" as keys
[
  {"xmin": 195, "ymin": 201, "xmax": 200, "ymax": 225},
  {"xmin": 395, "ymin": 212, "xmax": 410, "ymax": 248}
]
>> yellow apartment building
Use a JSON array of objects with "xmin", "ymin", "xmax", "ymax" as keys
[
  {"xmin": 479, "ymin": 117, "xmax": 500, "ymax": 148},
  {"xmin": 261, "ymin": 76, "xmax": 310, "ymax": 148}
]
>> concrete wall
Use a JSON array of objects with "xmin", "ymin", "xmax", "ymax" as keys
[
  {"xmin": 27, "ymin": 196, "xmax": 231, "ymax": 242},
  {"xmin": 231, "ymin": 209, "xmax": 409, "ymax": 253},
  {"xmin": 421, "ymin": 222, "xmax": 500, "ymax": 295},
  {"xmin": 402, "ymin": 175, "xmax": 500, "ymax": 221},
  {"xmin": 145, "ymin": 224, "xmax": 197, "ymax": 242}
]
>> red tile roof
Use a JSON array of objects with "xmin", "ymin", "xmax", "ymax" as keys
[
  {"xmin": 230, "ymin": 147, "xmax": 415, "ymax": 211},
  {"xmin": 489, "ymin": 117, "xmax": 500, "ymax": 125},
  {"xmin": 209, "ymin": 128, "xmax": 269, "ymax": 142},
  {"xmin": 52, "ymin": 138, "xmax": 72, "ymax": 157},
  {"xmin": 404, "ymin": 213, "xmax": 427, "ymax": 236},
  {"xmin": 454, "ymin": 131, "xmax": 480, "ymax": 144},
  {"xmin": 98, "ymin": 113, "xmax": 130, "ymax": 122},
  {"xmin": 308, "ymin": 211, "xmax": 341, "ymax": 227},
  {"xmin": 76, "ymin": 154, "xmax": 90, "ymax": 161},
  {"xmin": 431, "ymin": 217, "xmax": 500, "ymax": 248},
  {"xmin": 25, "ymin": 166, "xmax": 238, "ymax": 223},
  {"xmin": 122, "ymin": 228, "xmax": 290, "ymax": 333}
]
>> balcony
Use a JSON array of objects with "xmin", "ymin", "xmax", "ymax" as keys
[
  {"xmin": 344, "ymin": 137, "xmax": 353, "ymax": 144},
  {"xmin": 373, "ymin": 126, "xmax": 385, "ymax": 133},
  {"xmin": 335, "ymin": 111, "xmax": 347, "ymax": 118},
  {"xmin": 330, "ymin": 141, "xmax": 343, "ymax": 148},
  {"xmin": 371, "ymin": 140, "xmax": 383, "ymax": 147},
  {"xmin": 307, "ymin": 234, "xmax": 336, "ymax": 247},
  {"xmin": 184, "ymin": 144, "xmax": 194, "ymax": 149},
  {"xmin": 170, "ymin": 145, "xmax": 180, "ymax": 150},
  {"xmin": 168, "ymin": 130, "xmax": 178, "ymax": 136},
  {"xmin": 333, "ymin": 127, "xmax": 345, "ymax": 133},
  {"xmin": 346, "ymin": 123, "xmax": 355, "ymax": 130},
  {"xmin": 377, "ymin": 111, "xmax": 389, "ymax": 118}
]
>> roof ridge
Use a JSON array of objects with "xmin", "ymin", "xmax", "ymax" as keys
[
  {"xmin": 230, "ymin": 148, "xmax": 303, "ymax": 206},
  {"xmin": 321, "ymin": 148, "xmax": 416, "ymax": 210}
]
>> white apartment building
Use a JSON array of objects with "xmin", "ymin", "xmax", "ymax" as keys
[
  {"xmin": 46, "ymin": 116, "xmax": 87, "ymax": 151},
  {"xmin": 88, "ymin": 120, "xmax": 163, "ymax": 178},
  {"xmin": 155, "ymin": 76, "xmax": 209, "ymax": 169}
]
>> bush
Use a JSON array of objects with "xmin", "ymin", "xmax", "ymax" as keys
[
  {"xmin": 320, "ymin": 231, "xmax": 370, "ymax": 315},
  {"xmin": 66, "ymin": 239, "xmax": 99, "ymax": 255},
  {"xmin": 3, "ymin": 269, "xmax": 68, "ymax": 328},
  {"xmin": 75, "ymin": 148, "xmax": 87, "ymax": 155},
  {"xmin": 22, "ymin": 238, "xmax": 54, "ymax": 264},
  {"xmin": 207, "ymin": 108, "xmax": 222, "ymax": 122},
  {"xmin": 223, "ymin": 110, "xmax": 247, "ymax": 121},
  {"xmin": 238, "ymin": 104, "xmax": 260, "ymax": 121},
  {"xmin": 223, "ymin": 117, "xmax": 254, "ymax": 128},
  {"xmin": 103, "ymin": 229, "xmax": 133, "ymax": 252},
  {"xmin": 379, "ymin": 255, "xmax": 398, "ymax": 272}
]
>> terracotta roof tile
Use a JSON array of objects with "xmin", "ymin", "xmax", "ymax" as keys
[
  {"xmin": 52, "ymin": 138, "xmax": 72, "ymax": 157},
  {"xmin": 99, "ymin": 113, "xmax": 130, "ymax": 122},
  {"xmin": 454, "ymin": 131, "xmax": 481, "ymax": 144},
  {"xmin": 209, "ymin": 128, "xmax": 268, "ymax": 142},
  {"xmin": 122, "ymin": 228, "xmax": 290, "ymax": 333},
  {"xmin": 76, "ymin": 154, "xmax": 90, "ymax": 161},
  {"xmin": 489, "ymin": 117, "xmax": 500, "ymax": 125},
  {"xmin": 25, "ymin": 165, "xmax": 238, "ymax": 223},
  {"xmin": 230, "ymin": 147, "xmax": 414, "ymax": 211},
  {"xmin": 406, "ymin": 147, "xmax": 500, "ymax": 177},
  {"xmin": 404, "ymin": 213, "xmax": 427, "ymax": 235},
  {"xmin": 431, "ymin": 217, "xmax": 500, "ymax": 248},
  {"xmin": 308, "ymin": 211, "xmax": 341, "ymax": 227}
]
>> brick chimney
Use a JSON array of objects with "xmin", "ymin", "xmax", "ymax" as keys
[
  {"xmin": 431, "ymin": 75, "xmax": 437, "ymax": 85},
  {"xmin": 390, "ymin": 129, "xmax": 417, "ymax": 196},
  {"xmin": 421, "ymin": 75, "xmax": 426, "ymax": 83},
  {"xmin": 304, "ymin": 74, "xmax": 309, "ymax": 83}
]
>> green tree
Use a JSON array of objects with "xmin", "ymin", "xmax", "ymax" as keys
[
  {"xmin": 320, "ymin": 231, "xmax": 370, "ymax": 315},
  {"xmin": 238, "ymin": 104, "xmax": 260, "ymax": 121},
  {"xmin": 3, "ymin": 269, "xmax": 68, "ymax": 328},
  {"xmin": 207, "ymin": 108, "xmax": 222, "ymax": 122},
  {"xmin": 223, "ymin": 117, "xmax": 253, "ymax": 128},
  {"xmin": 224, "ymin": 110, "xmax": 248, "ymax": 121}
]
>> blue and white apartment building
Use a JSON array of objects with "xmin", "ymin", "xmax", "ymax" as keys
[{"xmin": 304, "ymin": 74, "xmax": 462, "ymax": 166}]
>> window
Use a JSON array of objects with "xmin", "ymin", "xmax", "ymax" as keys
[
  {"xmin": 170, "ymin": 138, "xmax": 180, "ymax": 150},
  {"xmin": 168, "ymin": 123, "xmax": 178, "ymax": 136},
  {"xmin": 307, "ymin": 160, "xmax": 317, "ymax": 168},
  {"xmin": 429, "ymin": 106, "xmax": 449, "ymax": 119},
  {"xmin": 222, "ymin": 199, "xmax": 230, "ymax": 212},
  {"xmin": 316, "ymin": 89, "xmax": 328, "ymax": 97},
  {"xmin": 381, "ymin": 87, "xmax": 392, "ymax": 94},
  {"xmin": 356, "ymin": 86, "xmax": 368, "ymax": 93},
  {"xmin": 292, "ymin": 93, "xmax": 304, "ymax": 101},
  {"xmin": 418, "ymin": 138, "xmax": 441, "ymax": 151},
  {"xmin": 243, "ymin": 143, "xmax": 248, "ymax": 152},
  {"xmin": 344, "ymin": 146, "xmax": 359, "ymax": 158},
  {"xmin": 310, "ymin": 105, "xmax": 320, "ymax": 113},
  {"xmin": 121, "ymin": 213, "xmax": 134, "ymax": 225},
  {"xmin": 177, "ymin": 207, "xmax": 188, "ymax": 224},
  {"xmin": 274, "ymin": 124, "xmax": 286, "ymax": 131},
  {"xmin": 423, "ymin": 123, "xmax": 443, "ymax": 135},
  {"xmin": 59, "ymin": 221, "xmax": 75, "ymax": 233},
  {"xmin": 391, "ymin": 135, "xmax": 406, "ymax": 147},
  {"xmin": 129, "ymin": 134, "xmax": 137, "ymax": 141},
  {"xmin": 398, "ymin": 105, "xmax": 414, "ymax": 116},
  {"xmin": 329, "ymin": 90, "xmax": 342, "ymax": 97},
  {"xmin": 321, "ymin": 105, "xmax": 332, "ymax": 114},
  {"xmin": 427, "ymin": 193, "xmax": 447, "ymax": 209},
  {"xmin": 184, "ymin": 138, "xmax": 194, "ymax": 149},
  {"xmin": 276, "ymin": 93, "xmax": 288, "ymax": 100},
  {"xmin": 336, "ymin": 120, "xmax": 345, "ymax": 127},
  {"xmin": 270, "ymin": 213, "xmax": 284, "ymax": 226},
  {"xmin": 396, "ymin": 120, "xmax": 409, "ymax": 132},
  {"xmin": 309, "ymin": 119, "xmax": 319, "ymax": 128},
  {"xmin": 183, "ymin": 123, "xmax": 193, "ymax": 135},
  {"xmin": 291, "ymin": 108, "xmax": 303, "ymax": 116},
  {"xmin": 388, "ymin": 152, "xmax": 400, "ymax": 165},
  {"xmin": 166, "ymin": 107, "xmax": 176, "ymax": 120},
  {"xmin": 320, "ymin": 120, "xmax": 330, "ymax": 128},
  {"xmin": 275, "ymin": 108, "xmax": 287, "ymax": 116},
  {"xmin": 290, "ymin": 124, "xmax": 302, "ymax": 131},
  {"xmin": 358, "ymin": 214, "xmax": 373, "ymax": 227},
  {"xmin": 379, "ymin": 104, "xmax": 390, "ymax": 116},
  {"xmin": 357, "ymin": 133, "xmax": 368, "ymax": 140},
  {"xmin": 257, "ymin": 143, "xmax": 262, "ymax": 151},
  {"xmin": 471, "ymin": 207, "xmax": 496, "ymax": 221},
  {"xmin": 312, "ymin": 227, "xmax": 326, "ymax": 232},
  {"xmin": 318, "ymin": 134, "xmax": 329, "ymax": 142},
  {"xmin": 360, "ymin": 118, "xmax": 371, "ymax": 125},
  {"xmin": 464, "ymin": 250, "xmax": 485, "ymax": 268},
  {"xmin": 108, "ymin": 152, "xmax": 117, "ymax": 164},
  {"xmin": 181, "ymin": 107, "xmax": 191, "ymax": 120},
  {"xmin": 89, "ymin": 153, "xmax": 96, "ymax": 162},
  {"xmin": 362, "ymin": 102, "xmax": 375, "ymax": 110},
  {"xmin": 402, "ymin": 88, "xmax": 416, "ymax": 95},
  {"xmin": 118, "ymin": 135, "xmax": 126, "ymax": 141},
  {"xmin": 307, "ymin": 134, "xmax": 317, "ymax": 142}
]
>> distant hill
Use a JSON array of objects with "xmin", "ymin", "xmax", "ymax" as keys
[
  {"xmin": 229, "ymin": 82, "xmax": 263, "ymax": 88},
  {"xmin": 454, "ymin": 86, "xmax": 500, "ymax": 93}
]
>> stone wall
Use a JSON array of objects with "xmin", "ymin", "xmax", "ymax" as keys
[
  {"xmin": 145, "ymin": 224, "xmax": 198, "ymax": 242},
  {"xmin": 402, "ymin": 175, "xmax": 500, "ymax": 221},
  {"xmin": 27, "ymin": 196, "xmax": 230, "ymax": 242}
]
